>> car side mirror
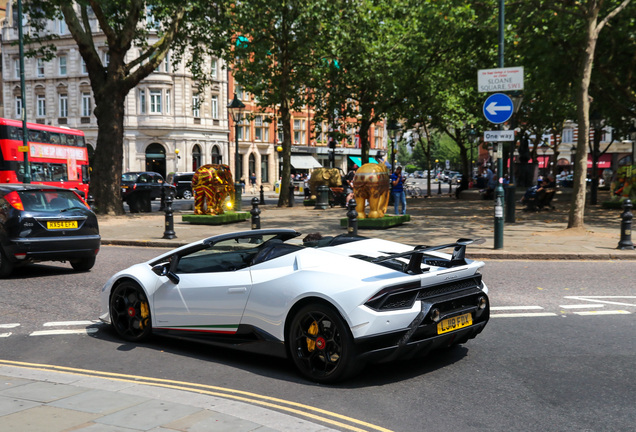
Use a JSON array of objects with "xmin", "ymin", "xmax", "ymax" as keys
[{"xmin": 151, "ymin": 264, "xmax": 180, "ymax": 284}]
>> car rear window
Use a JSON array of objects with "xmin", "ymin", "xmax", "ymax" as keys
[
  {"xmin": 18, "ymin": 190, "xmax": 87, "ymax": 212},
  {"xmin": 121, "ymin": 173, "xmax": 139, "ymax": 182}
]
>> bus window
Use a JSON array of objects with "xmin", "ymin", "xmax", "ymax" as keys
[
  {"xmin": 76, "ymin": 136, "xmax": 85, "ymax": 147},
  {"xmin": 49, "ymin": 133, "xmax": 61, "ymax": 144},
  {"xmin": 66, "ymin": 135, "xmax": 76, "ymax": 146},
  {"xmin": 82, "ymin": 165, "xmax": 90, "ymax": 184}
]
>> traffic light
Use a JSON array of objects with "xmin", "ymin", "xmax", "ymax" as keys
[{"xmin": 328, "ymin": 138, "xmax": 336, "ymax": 149}]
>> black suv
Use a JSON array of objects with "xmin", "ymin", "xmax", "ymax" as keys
[
  {"xmin": 166, "ymin": 172, "xmax": 194, "ymax": 199},
  {"xmin": 0, "ymin": 184, "xmax": 101, "ymax": 277},
  {"xmin": 121, "ymin": 172, "xmax": 175, "ymax": 212}
]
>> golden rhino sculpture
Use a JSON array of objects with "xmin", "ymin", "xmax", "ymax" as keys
[
  {"xmin": 192, "ymin": 164, "xmax": 235, "ymax": 215},
  {"xmin": 353, "ymin": 163, "xmax": 390, "ymax": 219}
]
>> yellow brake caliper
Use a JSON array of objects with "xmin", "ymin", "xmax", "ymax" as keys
[
  {"xmin": 306, "ymin": 321, "xmax": 319, "ymax": 352},
  {"xmin": 139, "ymin": 301, "xmax": 150, "ymax": 329}
]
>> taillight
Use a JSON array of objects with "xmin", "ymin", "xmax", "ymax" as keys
[
  {"xmin": 71, "ymin": 190, "xmax": 91, "ymax": 210},
  {"xmin": 5, "ymin": 191, "xmax": 24, "ymax": 210}
]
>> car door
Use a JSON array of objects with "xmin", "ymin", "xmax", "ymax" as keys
[{"xmin": 152, "ymin": 242, "xmax": 254, "ymax": 334}]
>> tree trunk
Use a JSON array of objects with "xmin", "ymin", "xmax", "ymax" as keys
[
  {"xmin": 90, "ymin": 88, "xmax": 127, "ymax": 215},
  {"xmin": 277, "ymin": 104, "xmax": 292, "ymax": 207},
  {"xmin": 359, "ymin": 116, "xmax": 372, "ymax": 165},
  {"xmin": 568, "ymin": 13, "xmax": 599, "ymax": 229}
]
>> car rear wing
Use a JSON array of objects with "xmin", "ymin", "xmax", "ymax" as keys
[{"xmin": 374, "ymin": 238, "xmax": 486, "ymax": 273}]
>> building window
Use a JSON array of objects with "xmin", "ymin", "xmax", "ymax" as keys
[
  {"xmin": 234, "ymin": 84, "xmax": 245, "ymax": 100},
  {"xmin": 36, "ymin": 58, "xmax": 45, "ymax": 77},
  {"xmin": 192, "ymin": 94, "xmax": 200, "ymax": 117},
  {"xmin": 211, "ymin": 96, "xmax": 218, "ymax": 119},
  {"xmin": 211, "ymin": 145, "xmax": 222, "ymax": 164},
  {"xmin": 293, "ymin": 119, "xmax": 306, "ymax": 144},
  {"xmin": 150, "ymin": 90, "xmax": 162, "ymax": 113},
  {"xmin": 164, "ymin": 52, "xmax": 170, "ymax": 72},
  {"xmin": 36, "ymin": 94, "xmax": 46, "ymax": 117},
  {"xmin": 104, "ymin": 52, "xmax": 110, "ymax": 67},
  {"xmin": 261, "ymin": 154, "xmax": 269, "ymax": 183},
  {"xmin": 15, "ymin": 97, "xmax": 23, "ymax": 118},
  {"xmin": 57, "ymin": 19, "xmax": 67, "ymax": 34},
  {"xmin": 82, "ymin": 92, "xmax": 92, "ymax": 117},
  {"xmin": 81, "ymin": 58, "xmax": 88, "ymax": 74},
  {"xmin": 254, "ymin": 116, "xmax": 269, "ymax": 142},
  {"xmin": 166, "ymin": 90, "xmax": 171, "ymax": 114},
  {"xmin": 277, "ymin": 119, "xmax": 284, "ymax": 143},
  {"xmin": 14, "ymin": 59, "xmax": 20, "ymax": 78},
  {"xmin": 211, "ymin": 59, "xmax": 217, "ymax": 78},
  {"xmin": 237, "ymin": 118, "xmax": 250, "ymax": 141},
  {"xmin": 58, "ymin": 94, "xmax": 68, "ymax": 118},
  {"xmin": 58, "ymin": 55, "xmax": 67, "ymax": 76},
  {"xmin": 139, "ymin": 89, "xmax": 146, "ymax": 114}
]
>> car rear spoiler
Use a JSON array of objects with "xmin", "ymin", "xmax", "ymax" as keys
[{"xmin": 374, "ymin": 238, "xmax": 486, "ymax": 273}]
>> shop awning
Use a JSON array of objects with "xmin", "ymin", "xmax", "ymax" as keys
[
  {"xmin": 587, "ymin": 153, "xmax": 612, "ymax": 169},
  {"xmin": 349, "ymin": 156, "xmax": 379, "ymax": 166},
  {"xmin": 290, "ymin": 155, "xmax": 322, "ymax": 169}
]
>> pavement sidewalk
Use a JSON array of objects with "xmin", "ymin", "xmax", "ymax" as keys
[
  {"xmin": 99, "ymin": 190, "xmax": 636, "ymax": 260},
  {"xmin": 0, "ymin": 365, "xmax": 339, "ymax": 432}
]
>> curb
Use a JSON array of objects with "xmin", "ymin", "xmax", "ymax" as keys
[{"xmin": 101, "ymin": 239, "xmax": 636, "ymax": 260}]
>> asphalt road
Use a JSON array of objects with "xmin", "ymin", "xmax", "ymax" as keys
[{"xmin": 1, "ymin": 247, "xmax": 635, "ymax": 431}]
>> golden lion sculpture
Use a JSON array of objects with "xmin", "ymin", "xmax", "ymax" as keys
[
  {"xmin": 353, "ymin": 163, "xmax": 390, "ymax": 219},
  {"xmin": 192, "ymin": 164, "xmax": 235, "ymax": 215}
]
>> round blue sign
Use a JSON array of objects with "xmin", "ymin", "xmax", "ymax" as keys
[{"xmin": 483, "ymin": 93, "xmax": 513, "ymax": 124}]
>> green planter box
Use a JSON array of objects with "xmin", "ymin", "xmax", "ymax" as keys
[
  {"xmin": 340, "ymin": 214, "xmax": 410, "ymax": 229},
  {"xmin": 182, "ymin": 212, "xmax": 250, "ymax": 225}
]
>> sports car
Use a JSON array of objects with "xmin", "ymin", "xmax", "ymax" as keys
[{"xmin": 100, "ymin": 229, "xmax": 490, "ymax": 383}]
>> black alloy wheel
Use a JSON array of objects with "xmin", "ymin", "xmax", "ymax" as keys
[
  {"xmin": 110, "ymin": 282, "xmax": 152, "ymax": 342},
  {"xmin": 288, "ymin": 304, "xmax": 357, "ymax": 383}
]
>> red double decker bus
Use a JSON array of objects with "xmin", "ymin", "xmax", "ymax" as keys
[{"xmin": 0, "ymin": 118, "xmax": 90, "ymax": 197}]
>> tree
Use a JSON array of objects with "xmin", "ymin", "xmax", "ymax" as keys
[
  {"xmin": 22, "ymin": 0, "xmax": 228, "ymax": 214},
  {"xmin": 221, "ymin": 0, "xmax": 337, "ymax": 207}
]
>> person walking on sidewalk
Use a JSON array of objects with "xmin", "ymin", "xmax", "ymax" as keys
[
  {"xmin": 390, "ymin": 166, "xmax": 407, "ymax": 215},
  {"xmin": 249, "ymin": 172, "xmax": 257, "ymax": 194}
]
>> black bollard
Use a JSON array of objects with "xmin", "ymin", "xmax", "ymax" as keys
[
  {"xmin": 346, "ymin": 198, "xmax": 358, "ymax": 236},
  {"xmin": 288, "ymin": 183, "xmax": 295, "ymax": 207},
  {"xmin": 162, "ymin": 195, "xmax": 177, "ymax": 239},
  {"xmin": 617, "ymin": 199, "xmax": 634, "ymax": 250},
  {"xmin": 260, "ymin": 185, "xmax": 265, "ymax": 205},
  {"xmin": 437, "ymin": 179, "xmax": 442, "ymax": 195},
  {"xmin": 86, "ymin": 194, "xmax": 95, "ymax": 209},
  {"xmin": 448, "ymin": 180, "xmax": 453, "ymax": 196},
  {"xmin": 250, "ymin": 197, "xmax": 261, "ymax": 230}
]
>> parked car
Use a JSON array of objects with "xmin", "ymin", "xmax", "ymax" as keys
[
  {"xmin": 166, "ymin": 172, "xmax": 194, "ymax": 199},
  {"xmin": 450, "ymin": 173, "xmax": 463, "ymax": 184},
  {"xmin": 0, "ymin": 184, "xmax": 100, "ymax": 277},
  {"xmin": 121, "ymin": 172, "xmax": 175, "ymax": 212},
  {"xmin": 100, "ymin": 229, "xmax": 490, "ymax": 383}
]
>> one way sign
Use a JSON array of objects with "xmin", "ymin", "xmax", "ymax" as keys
[{"xmin": 483, "ymin": 93, "xmax": 513, "ymax": 124}]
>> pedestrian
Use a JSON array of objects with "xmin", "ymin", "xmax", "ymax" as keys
[
  {"xmin": 344, "ymin": 163, "xmax": 358, "ymax": 203},
  {"xmin": 249, "ymin": 172, "xmax": 257, "ymax": 194},
  {"xmin": 390, "ymin": 166, "xmax": 407, "ymax": 215}
]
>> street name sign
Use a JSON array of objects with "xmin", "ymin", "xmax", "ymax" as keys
[
  {"xmin": 483, "ymin": 93, "xmax": 514, "ymax": 124},
  {"xmin": 484, "ymin": 130, "xmax": 515, "ymax": 142},
  {"xmin": 477, "ymin": 67, "xmax": 524, "ymax": 93}
]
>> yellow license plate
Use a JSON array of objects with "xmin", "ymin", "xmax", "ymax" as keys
[
  {"xmin": 437, "ymin": 313, "xmax": 473, "ymax": 334},
  {"xmin": 47, "ymin": 221, "xmax": 78, "ymax": 230}
]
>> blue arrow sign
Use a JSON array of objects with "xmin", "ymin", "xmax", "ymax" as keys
[{"xmin": 483, "ymin": 93, "xmax": 513, "ymax": 124}]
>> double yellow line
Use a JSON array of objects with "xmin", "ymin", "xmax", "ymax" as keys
[{"xmin": 0, "ymin": 359, "xmax": 393, "ymax": 432}]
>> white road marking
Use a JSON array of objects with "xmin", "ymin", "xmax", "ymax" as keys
[
  {"xmin": 491, "ymin": 312, "xmax": 558, "ymax": 318},
  {"xmin": 29, "ymin": 328, "xmax": 99, "ymax": 336},
  {"xmin": 573, "ymin": 310, "xmax": 631, "ymax": 316},
  {"xmin": 559, "ymin": 304, "xmax": 606, "ymax": 309},
  {"xmin": 0, "ymin": 333, "xmax": 12, "ymax": 338},
  {"xmin": 564, "ymin": 296, "xmax": 636, "ymax": 307},
  {"xmin": 0, "ymin": 323, "xmax": 20, "ymax": 328},
  {"xmin": 491, "ymin": 306, "xmax": 544, "ymax": 311},
  {"xmin": 43, "ymin": 320, "xmax": 95, "ymax": 327}
]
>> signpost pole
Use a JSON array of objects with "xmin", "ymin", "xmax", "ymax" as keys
[
  {"xmin": 18, "ymin": 0, "xmax": 31, "ymax": 184},
  {"xmin": 494, "ymin": 0, "xmax": 505, "ymax": 249}
]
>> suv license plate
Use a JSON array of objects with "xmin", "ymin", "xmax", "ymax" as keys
[
  {"xmin": 47, "ymin": 221, "xmax": 78, "ymax": 230},
  {"xmin": 437, "ymin": 313, "xmax": 472, "ymax": 335}
]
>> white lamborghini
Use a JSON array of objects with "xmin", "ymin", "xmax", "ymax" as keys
[{"xmin": 100, "ymin": 229, "xmax": 490, "ymax": 383}]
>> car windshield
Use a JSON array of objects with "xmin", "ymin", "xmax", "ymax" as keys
[
  {"xmin": 18, "ymin": 190, "xmax": 87, "ymax": 212},
  {"xmin": 121, "ymin": 173, "xmax": 139, "ymax": 182}
]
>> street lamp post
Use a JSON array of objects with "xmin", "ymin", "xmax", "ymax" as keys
[
  {"xmin": 17, "ymin": 0, "xmax": 31, "ymax": 183},
  {"xmin": 227, "ymin": 93, "xmax": 245, "ymax": 211},
  {"xmin": 387, "ymin": 120, "xmax": 401, "ymax": 173}
]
